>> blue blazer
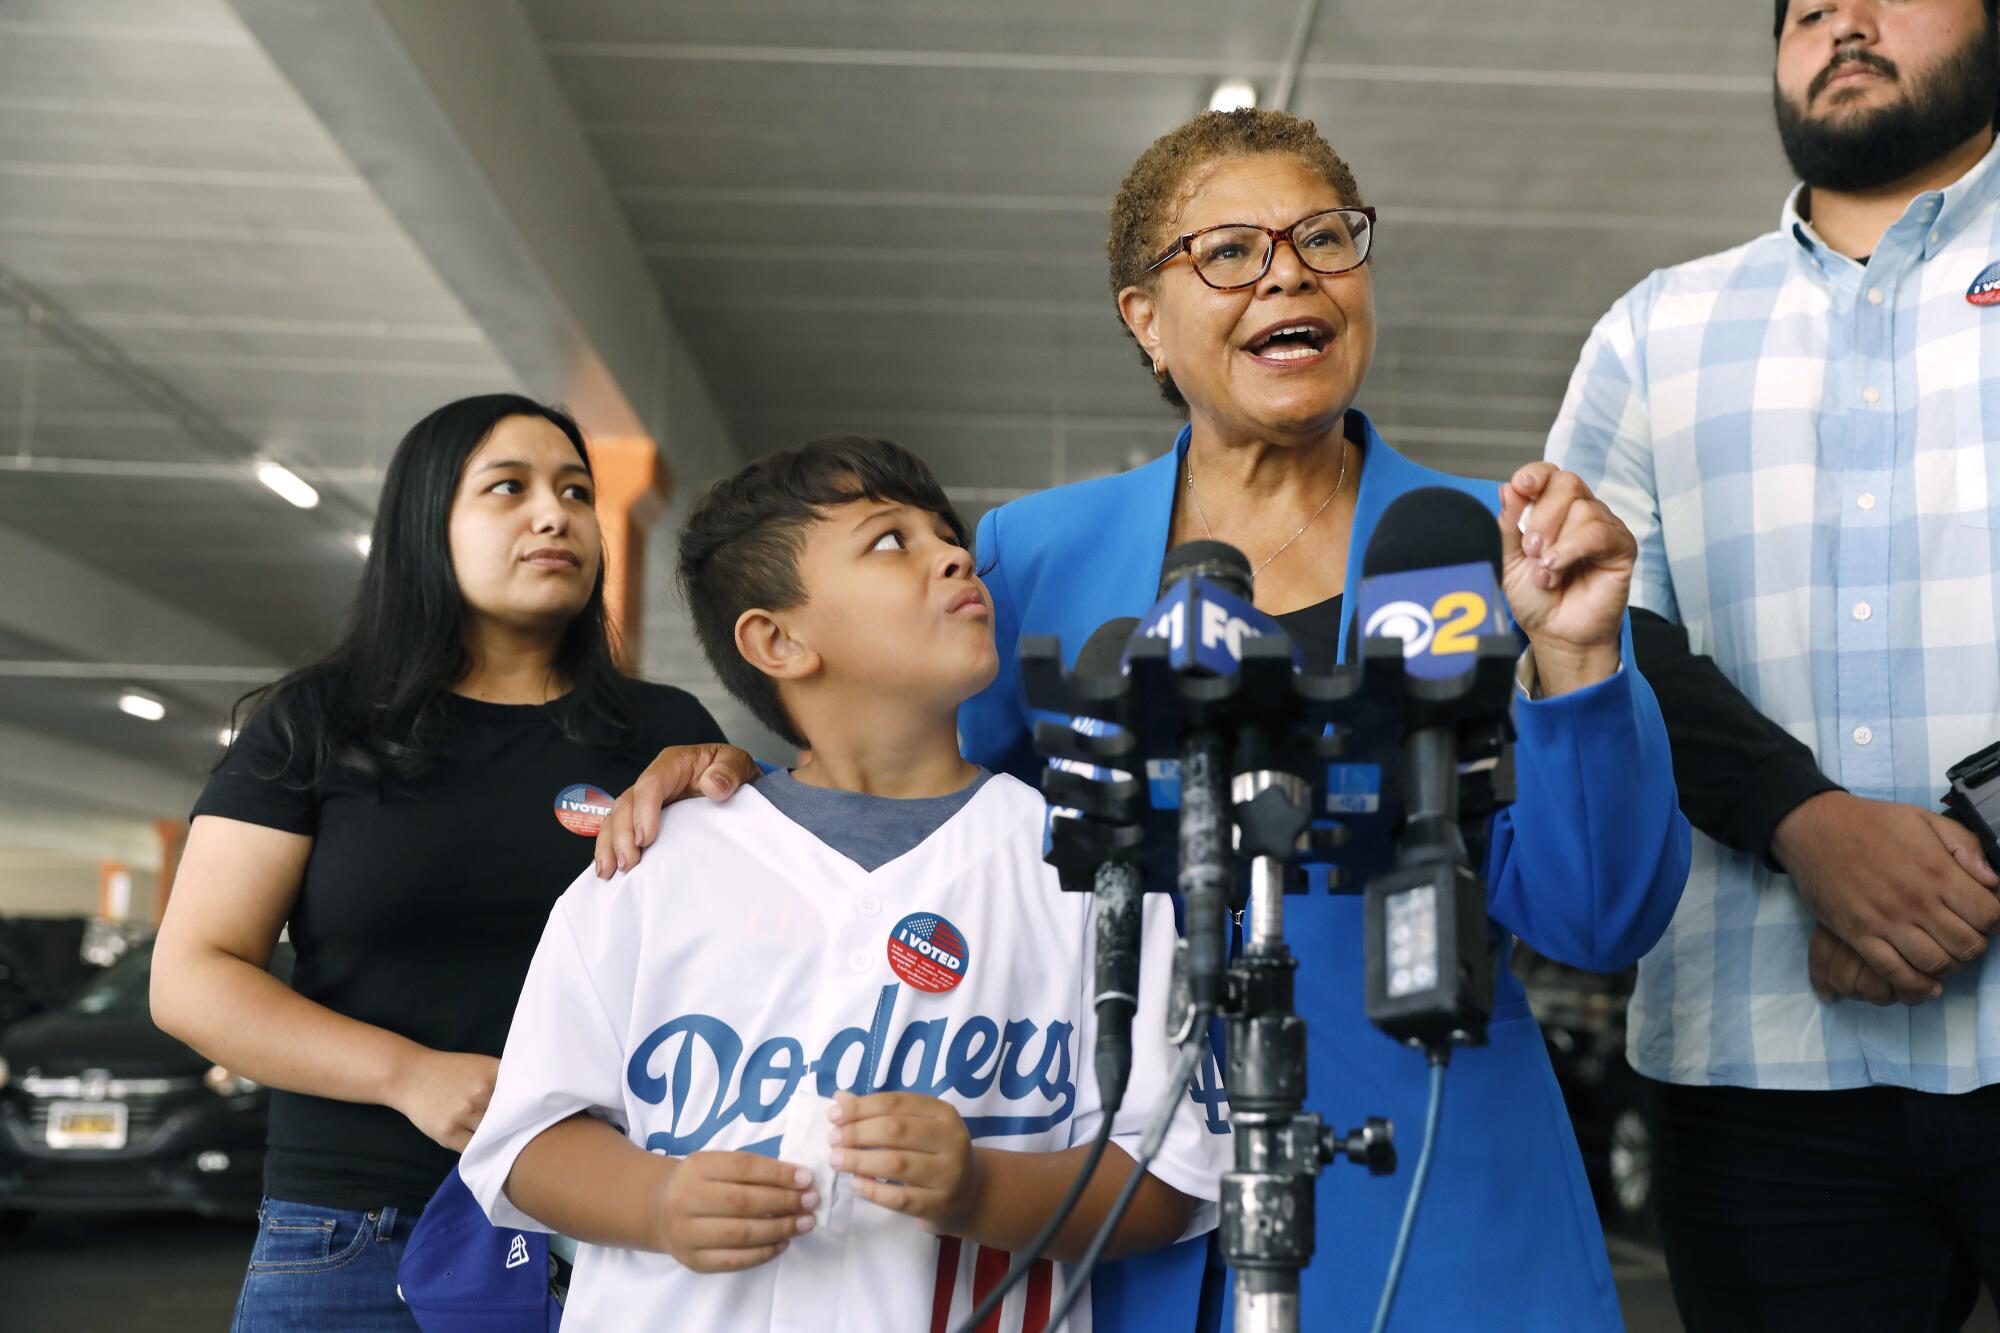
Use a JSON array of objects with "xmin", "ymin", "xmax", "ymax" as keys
[{"xmin": 958, "ymin": 413, "xmax": 1691, "ymax": 1333}]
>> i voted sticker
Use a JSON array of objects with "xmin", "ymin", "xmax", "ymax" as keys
[
  {"xmin": 1969, "ymin": 261, "xmax": 2000, "ymax": 307},
  {"xmin": 886, "ymin": 912, "xmax": 969, "ymax": 993},
  {"xmin": 553, "ymin": 783, "xmax": 613, "ymax": 837}
]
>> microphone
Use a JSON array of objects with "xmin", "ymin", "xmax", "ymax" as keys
[
  {"xmin": 1143, "ymin": 541, "xmax": 1270, "ymax": 1015},
  {"xmin": 1943, "ymin": 741, "xmax": 2000, "ymax": 872},
  {"xmin": 1356, "ymin": 489, "xmax": 1509, "ymax": 687},
  {"xmin": 1060, "ymin": 617, "xmax": 1148, "ymax": 1115},
  {"xmin": 1130, "ymin": 540, "xmax": 1293, "ymax": 676},
  {"xmin": 1356, "ymin": 488, "xmax": 1508, "ymax": 1050}
]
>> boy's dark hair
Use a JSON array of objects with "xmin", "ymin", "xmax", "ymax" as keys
[{"xmin": 677, "ymin": 436, "xmax": 971, "ymax": 749}]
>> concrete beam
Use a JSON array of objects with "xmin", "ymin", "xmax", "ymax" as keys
[
  {"xmin": 226, "ymin": 0, "xmax": 750, "ymax": 743},
  {"xmin": 0, "ymin": 521, "xmax": 280, "ymax": 676},
  {"xmin": 0, "ymin": 724, "xmax": 202, "ymax": 825},
  {"xmin": 0, "ymin": 810, "xmax": 161, "ymax": 875},
  {"xmin": 223, "ymin": 0, "xmax": 739, "ymax": 486}
]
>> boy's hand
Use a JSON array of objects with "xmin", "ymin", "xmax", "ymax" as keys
[
  {"xmin": 653, "ymin": 1151, "xmax": 818, "ymax": 1273},
  {"xmin": 828, "ymin": 1091, "xmax": 981, "ymax": 1232}
]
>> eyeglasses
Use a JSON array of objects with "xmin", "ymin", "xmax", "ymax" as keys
[{"xmin": 1144, "ymin": 207, "xmax": 1377, "ymax": 290}]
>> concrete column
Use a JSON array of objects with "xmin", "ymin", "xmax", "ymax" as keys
[
  {"xmin": 151, "ymin": 819, "xmax": 188, "ymax": 926},
  {"xmin": 586, "ymin": 437, "xmax": 671, "ymax": 672}
]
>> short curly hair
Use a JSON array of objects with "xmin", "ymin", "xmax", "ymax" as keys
[{"xmin": 1107, "ymin": 108, "xmax": 1367, "ymax": 412}]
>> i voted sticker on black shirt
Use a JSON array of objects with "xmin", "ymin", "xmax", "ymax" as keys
[{"xmin": 553, "ymin": 783, "xmax": 613, "ymax": 837}]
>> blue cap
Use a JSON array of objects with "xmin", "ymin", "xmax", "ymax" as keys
[{"xmin": 398, "ymin": 1167, "xmax": 563, "ymax": 1332}]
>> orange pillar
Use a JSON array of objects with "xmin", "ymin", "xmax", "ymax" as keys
[
  {"xmin": 97, "ymin": 862, "xmax": 133, "ymax": 923},
  {"xmin": 585, "ymin": 436, "xmax": 672, "ymax": 671},
  {"xmin": 152, "ymin": 818, "xmax": 188, "ymax": 925}
]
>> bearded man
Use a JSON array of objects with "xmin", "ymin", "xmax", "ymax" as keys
[{"xmin": 1548, "ymin": 3, "xmax": 2000, "ymax": 1329}]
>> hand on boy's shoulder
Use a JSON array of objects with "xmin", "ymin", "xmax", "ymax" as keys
[
  {"xmin": 594, "ymin": 742, "xmax": 761, "ymax": 878},
  {"xmin": 826, "ymin": 1090, "xmax": 981, "ymax": 1233}
]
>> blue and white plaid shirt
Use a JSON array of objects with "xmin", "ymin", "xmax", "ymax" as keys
[{"xmin": 1549, "ymin": 139, "xmax": 2000, "ymax": 1094}]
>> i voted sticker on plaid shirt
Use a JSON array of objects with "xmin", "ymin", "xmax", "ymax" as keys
[{"xmin": 1969, "ymin": 261, "xmax": 2000, "ymax": 307}]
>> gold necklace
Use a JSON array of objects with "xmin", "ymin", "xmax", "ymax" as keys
[{"xmin": 1185, "ymin": 443, "xmax": 1350, "ymax": 581}]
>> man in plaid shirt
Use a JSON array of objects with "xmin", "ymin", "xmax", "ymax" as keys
[{"xmin": 1548, "ymin": 2, "xmax": 2000, "ymax": 1328}]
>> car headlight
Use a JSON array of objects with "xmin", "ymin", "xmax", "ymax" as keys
[{"xmin": 204, "ymin": 1064, "xmax": 259, "ymax": 1097}]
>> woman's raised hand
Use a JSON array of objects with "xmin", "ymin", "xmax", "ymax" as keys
[
  {"xmin": 1497, "ymin": 462, "xmax": 1636, "ymax": 697},
  {"xmin": 593, "ymin": 743, "xmax": 761, "ymax": 877}
]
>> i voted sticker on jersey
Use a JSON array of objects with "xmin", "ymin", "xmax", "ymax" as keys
[
  {"xmin": 1969, "ymin": 261, "xmax": 2000, "ymax": 307},
  {"xmin": 553, "ymin": 783, "xmax": 613, "ymax": 837},
  {"xmin": 886, "ymin": 912, "xmax": 969, "ymax": 993}
]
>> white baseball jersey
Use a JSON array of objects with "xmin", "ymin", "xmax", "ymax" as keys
[{"xmin": 460, "ymin": 773, "xmax": 1224, "ymax": 1333}]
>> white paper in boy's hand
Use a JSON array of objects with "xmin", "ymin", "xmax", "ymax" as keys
[{"xmin": 776, "ymin": 1092, "xmax": 837, "ymax": 1231}]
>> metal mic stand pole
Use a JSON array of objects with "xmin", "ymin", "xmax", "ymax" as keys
[{"xmin": 1222, "ymin": 670, "xmax": 1396, "ymax": 1333}]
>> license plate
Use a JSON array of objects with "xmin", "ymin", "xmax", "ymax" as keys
[{"xmin": 46, "ymin": 1100, "xmax": 128, "ymax": 1150}]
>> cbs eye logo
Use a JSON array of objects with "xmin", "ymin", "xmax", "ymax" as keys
[{"xmin": 1363, "ymin": 592, "xmax": 1489, "ymax": 658}]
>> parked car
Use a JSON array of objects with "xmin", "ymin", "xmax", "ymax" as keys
[
  {"xmin": 0, "ymin": 938, "xmax": 292, "ymax": 1220},
  {"xmin": 0, "ymin": 916, "xmax": 92, "ymax": 1008},
  {"xmin": 0, "ymin": 938, "xmax": 48, "ymax": 1037},
  {"xmin": 1517, "ymin": 947, "xmax": 1656, "ymax": 1241}
]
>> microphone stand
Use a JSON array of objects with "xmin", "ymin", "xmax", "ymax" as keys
[
  {"xmin": 1017, "ymin": 562, "xmax": 1519, "ymax": 1333},
  {"xmin": 1221, "ymin": 654, "xmax": 1395, "ymax": 1333}
]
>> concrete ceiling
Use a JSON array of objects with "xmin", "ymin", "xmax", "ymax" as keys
[
  {"xmin": 0, "ymin": 0, "xmax": 1792, "ymax": 833},
  {"xmin": 0, "ymin": 0, "xmax": 515, "ymax": 819},
  {"xmin": 520, "ymin": 0, "xmax": 1786, "ymax": 487}
]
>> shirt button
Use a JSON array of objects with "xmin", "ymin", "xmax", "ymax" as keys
[
  {"xmin": 1858, "ymin": 493, "xmax": 1878, "ymax": 511},
  {"xmin": 1853, "ymin": 725, "xmax": 1874, "ymax": 746},
  {"xmin": 1853, "ymin": 602, "xmax": 1873, "ymax": 621},
  {"xmin": 848, "ymin": 949, "xmax": 871, "ymax": 973},
  {"xmin": 1867, "ymin": 288, "xmax": 1884, "ymax": 305},
  {"xmin": 856, "ymin": 894, "xmax": 882, "ymax": 917},
  {"xmin": 1862, "ymin": 386, "xmax": 1881, "ymax": 405}
]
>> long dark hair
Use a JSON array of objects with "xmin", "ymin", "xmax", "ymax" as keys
[{"xmin": 230, "ymin": 393, "xmax": 637, "ymax": 785}]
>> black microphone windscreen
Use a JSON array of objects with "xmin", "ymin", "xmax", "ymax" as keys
[
  {"xmin": 1072, "ymin": 617, "xmax": 1141, "ymax": 677},
  {"xmin": 1158, "ymin": 540, "xmax": 1252, "ymax": 597},
  {"xmin": 1361, "ymin": 487, "xmax": 1502, "ymax": 579}
]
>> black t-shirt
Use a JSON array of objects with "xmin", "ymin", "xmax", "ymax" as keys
[{"xmin": 192, "ymin": 679, "xmax": 725, "ymax": 1212}]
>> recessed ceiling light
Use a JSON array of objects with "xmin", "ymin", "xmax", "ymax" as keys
[
  {"xmin": 352, "ymin": 534, "xmax": 372, "ymax": 557},
  {"xmin": 1209, "ymin": 80, "xmax": 1257, "ymax": 113},
  {"xmin": 117, "ymin": 691, "xmax": 166, "ymax": 722},
  {"xmin": 255, "ymin": 461, "xmax": 319, "ymax": 510}
]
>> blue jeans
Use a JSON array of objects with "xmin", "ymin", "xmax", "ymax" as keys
[{"xmin": 231, "ymin": 1197, "xmax": 421, "ymax": 1332}]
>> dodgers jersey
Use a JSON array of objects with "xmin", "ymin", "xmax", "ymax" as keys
[{"xmin": 460, "ymin": 772, "xmax": 1224, "ymax": 1333}]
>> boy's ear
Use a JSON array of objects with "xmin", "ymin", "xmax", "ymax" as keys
[{"xmin": 734, "ymin": 608, "xmax": 821, "ymax": 682}]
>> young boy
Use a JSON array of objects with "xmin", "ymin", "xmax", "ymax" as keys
[{"xmin": 457, "ymin": 437, "xmax": 1223, "ymax": 1332}]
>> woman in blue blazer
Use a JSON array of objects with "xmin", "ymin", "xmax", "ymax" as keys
[{"xmin": 956, "ymin": 109, "xmax": 1691, "ymax": 1332}]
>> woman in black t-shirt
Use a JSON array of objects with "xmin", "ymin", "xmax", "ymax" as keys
[{"xmin": 151, "ymin": 394, "xmax": 755, "ymax": 1331}]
